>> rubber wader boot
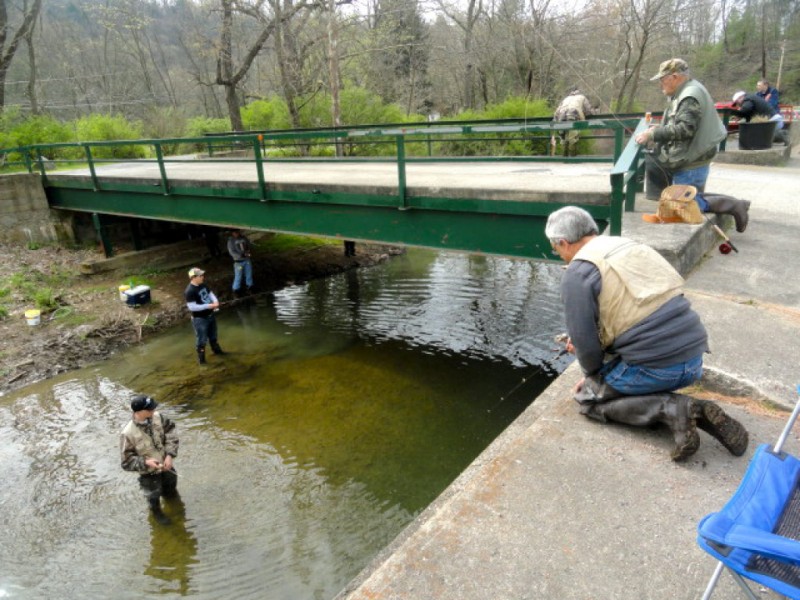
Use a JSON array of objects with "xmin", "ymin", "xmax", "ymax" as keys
[
  {"xmin": 149, "ymin": 497, "xmax": 171, "ymax": 525},
  {"xmin": 196, "ymin": 346, "xmax": 206, "ymax": 365},
  {"xmin": 580, "ymin": 393, "xmax": 700, "ymax": 461},
  {"xmin": 684, "ymin": 396, "xmax": 749, "ymax": 456},
  {"xmin": 703, "ymin": 194, "xmax": 751, "ymax": 233},
  {"xmin": 573, "ymin": 374, "xmax": 623, "ymax": 405},
  {"xmin": 644, "ymin": 154, "xmax": 671, "ymax": 200},
  {"xmin": 210, "ymin": 341, "xmax": 225, "ymax": 355}
]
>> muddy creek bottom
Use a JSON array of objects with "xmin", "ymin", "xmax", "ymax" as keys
[{"xmin": 0, "ymin": 250, "xmax": 570, "ymax": 599}]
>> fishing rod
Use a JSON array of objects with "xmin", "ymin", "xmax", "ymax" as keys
[{"xmin": 487, "ymin": 334, "xmax": 571, "ymax": 413}]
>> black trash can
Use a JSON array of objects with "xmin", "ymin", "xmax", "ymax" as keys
[{"xmin": 738, "ymin": 121, "xmax": 777, "ymax": 150}]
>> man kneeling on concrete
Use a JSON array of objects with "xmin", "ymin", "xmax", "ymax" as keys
[{"xmin": 545, "ymin": 206, "xmax": 748, "ymax": 461}]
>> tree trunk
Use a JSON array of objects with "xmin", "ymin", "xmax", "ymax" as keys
[{"xmin": 0, "ymin": 0, "xmax": 42, "ymax": 111}]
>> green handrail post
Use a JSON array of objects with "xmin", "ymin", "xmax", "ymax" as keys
[
  {"xmin": 253, "ymin": 135, "xmax": 268, "ymax": 202},
  {"xmin": 395, "ymin": 135, "xmax": 408, "ymax": 209},
  {"xmin": 613, "ymin": 125, "xmax": 624, "ymax": 162},
  {"xmin": 153, "ymin": 143, "xmax": 170, "ymax": 195},
  {"xmin": 84, "ymin": 145, "xmax": 100, "ymax": 191},
  {"xmin": 609, "ymin": 172, "xmax": 624, "ymax": 235}
]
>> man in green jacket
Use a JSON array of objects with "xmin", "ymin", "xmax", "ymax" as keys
[
  {"xmin": 635, "ymin": 58, "xmax": 751, "ymax": 233},
  {"xmin": 121, "ymin": 395, "xmax": 179, "ymax": 525}
]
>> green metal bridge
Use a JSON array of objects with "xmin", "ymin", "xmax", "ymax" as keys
[{"xmin": 2, "ymin": 116, "xmax": 651, "ymax": 261}]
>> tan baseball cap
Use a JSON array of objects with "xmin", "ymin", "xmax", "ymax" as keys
[
  {"xmin": 650, "ymin": 58, "xmax": 689, "ymax": 81},
  {"xmin": 188, "ymin": 267, "xmax": 205, "ymax": 278}
]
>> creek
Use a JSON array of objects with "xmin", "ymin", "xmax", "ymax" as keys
[{"xmin": 0, "ymin": 249, "xmax": 571, "ymax": 599}]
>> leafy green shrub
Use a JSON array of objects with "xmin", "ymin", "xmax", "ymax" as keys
[
  {"xmin": 184, "ymin": 117, "xmax": 233, "ymax": 153},
  {"xmin": 33, "ymin": 288, "xmax": 58, "ymax": 311},
  {"xmin": 0, "ymin": 305, "xmax": 8, "ymax": 319},
  {"xmin": 483, "ymin": 96, "xmax": 552, "ymax": 120},
  {"xmin": 73, "ymin": 114, "xmax": 147, "ymax": 159},
  {"xmin": 9, "ymin": 115, "xmax": 74, "ymax": 148},
  {"xmin": 186, "ymin": 117, "xmax": 231, "ymax": 138},
  {"xmin": 242, "ymin": 97, "xmax": 292, "ymax": 131}
]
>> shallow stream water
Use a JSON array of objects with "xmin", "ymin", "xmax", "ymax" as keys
[{"xmin": 0, "ymin": 249, "xmax": 571, "ymax": 599}]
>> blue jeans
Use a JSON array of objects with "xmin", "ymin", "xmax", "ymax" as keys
[
  {"xmin": 192, "ymin": 314, "xmax": 217, "ymax": 348},
  {"xmin": 673, "ymin": 166, "xmax": 710, "ymax": 212},
  {"xmin": 232, "ymin": 259, "xmax": 253, "ymax": 291},
  {"xmin": 599, "ymin": 355, "xmax": 704, "ymax": 395}
]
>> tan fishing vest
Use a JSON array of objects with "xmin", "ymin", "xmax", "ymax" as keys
[
  {"xmin": 573, "ymin": 236, "xmax": 684, "ymax": 347},
  {"xmin": 122, "ymin": 412, "xmax": 167, "ymax": 473}
]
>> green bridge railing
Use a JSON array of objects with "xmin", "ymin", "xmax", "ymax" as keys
[{"xmin": 0, "ymin": 117, "xmax": 653, "ymax": 258}]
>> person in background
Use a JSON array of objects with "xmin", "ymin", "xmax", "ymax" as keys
[
  {"xmin": 120, "ymin": 394, "xmax": 179, "ymax": 525},
  {"xmin": 756, "ymin": 78, "xmax": 780, "ymax": 112},
  {"xmin": 184, "ymin": 267, "xmax": 224, "ymax": 364},
  {"xmin": 545, "ymin": 205, "xmax": 748, "ymax": 462},
  {"xmin": 635, "ymin": 58, "xmax": 751, "ymax": 233},
  {"xmin": 227, "ymin": 229, "xmax": 255, "ymax": 296},
  {"xmin": 553, "ymin": 88, "xmax": 595, "ymax": 156},
  {"xmin": 731, "ymin": 90, "xmax": 789, "ymax": 145}
]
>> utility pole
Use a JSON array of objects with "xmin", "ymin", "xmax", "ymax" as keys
[{"xmin": 776, "ymin": 40, "xmax": 786, "ymax": 90}]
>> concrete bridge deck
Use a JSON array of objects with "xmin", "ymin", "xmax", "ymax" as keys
[{"xmin": 49, "ymin": 159, "xmax": 615, "ymax": 203}]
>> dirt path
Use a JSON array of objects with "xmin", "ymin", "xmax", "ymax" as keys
[{"xmin": 0, "ymin": 237, "xmax": 401, "ymax": 397}]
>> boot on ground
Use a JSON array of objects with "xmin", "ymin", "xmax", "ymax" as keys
[
  {"xmin": 210, "ymin": 341, "xmax": 225, "ymax": 355},
  {"xmin": 196, "ymin": 346, "xmax": 206, "ymax": 365},
  {"xmin": 687, "ymin": 397, "xmax": 749, "ymax": 456}
]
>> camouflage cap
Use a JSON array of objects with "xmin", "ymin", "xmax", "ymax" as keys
[{"xmin": 650, "ymin": 58, "xmax": 689, "ymax": 81}]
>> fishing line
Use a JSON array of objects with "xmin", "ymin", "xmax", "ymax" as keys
[{"xmin": 487, "ymin": 336, "xmax": 571, "ymax": 413}]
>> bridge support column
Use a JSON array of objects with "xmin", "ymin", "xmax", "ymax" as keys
[{"xmin": 92, "ymin": 212, "xmax": 114, "ymax": 258}]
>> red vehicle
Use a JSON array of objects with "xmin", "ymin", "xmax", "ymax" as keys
[{"xmin": 716, "ymin": 101, "xmax": 795, "ymax": 132}]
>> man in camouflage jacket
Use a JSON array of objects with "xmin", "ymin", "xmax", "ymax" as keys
[
  {"xmin": 121, "ymin": 394, "xmax": 179, "ymax": 524},
  {"xmin": 635, "ymin": 58, "xmax": 751, "ymax": 233}
]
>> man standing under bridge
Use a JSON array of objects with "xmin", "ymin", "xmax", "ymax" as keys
[{"xmin": 545, "ymin": 206, "xmax": 748, "ymax": 461}]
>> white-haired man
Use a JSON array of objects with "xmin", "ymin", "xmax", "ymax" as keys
[{"xmin": 546, "ymin": 205, "xmax": 748, "ymax": 461}]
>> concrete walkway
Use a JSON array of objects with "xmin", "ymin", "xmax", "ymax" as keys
[{"xmin": 337, "ymin": 149, "xmax": 800, "ymax": 600}]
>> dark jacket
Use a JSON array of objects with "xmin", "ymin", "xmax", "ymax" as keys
[
  {"xmin": 733, "ymin": 93, "xmax": 777, "ymax": 122},
  {"xmin": 756, "ymin": 86, "xmax": 780, "ymax": 111}
]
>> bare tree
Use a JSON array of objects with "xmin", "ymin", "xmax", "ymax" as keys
[
  {"xmin": 0, "ymin": 0, "xmax": 42, "ymax": 110},
  {"xmin": 433, "ymin": 0, "xmax": 484, "ymax": 109},
  {"xmin": 606, "ymin": 0, "xmax": 672, "ymax": 111},
  {"xmin": 216, "ymin": 0, "xmax": 318, "ymax": 131}
]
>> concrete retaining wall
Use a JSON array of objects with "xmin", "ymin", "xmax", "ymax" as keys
[{"xmin": 0, "ymin": 173, "xmax": 74, "ymax": 245}]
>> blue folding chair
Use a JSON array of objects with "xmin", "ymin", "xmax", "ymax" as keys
[{"xmin": 697, "ymin": 385, "xmax": 800, "ymax": 600}]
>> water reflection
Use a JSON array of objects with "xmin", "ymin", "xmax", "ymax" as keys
[
  {"xmin": 0, "ymin": 249, "xmax": 571, "ymax": 599},
  {"xmin": 146, "ymin": 492, "xmax": 198, "ymax": 596}
]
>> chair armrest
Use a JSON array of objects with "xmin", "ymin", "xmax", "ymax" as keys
[{"xmin": 727, "ymin": 524, "xmax": 800, "ymax": 563}]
